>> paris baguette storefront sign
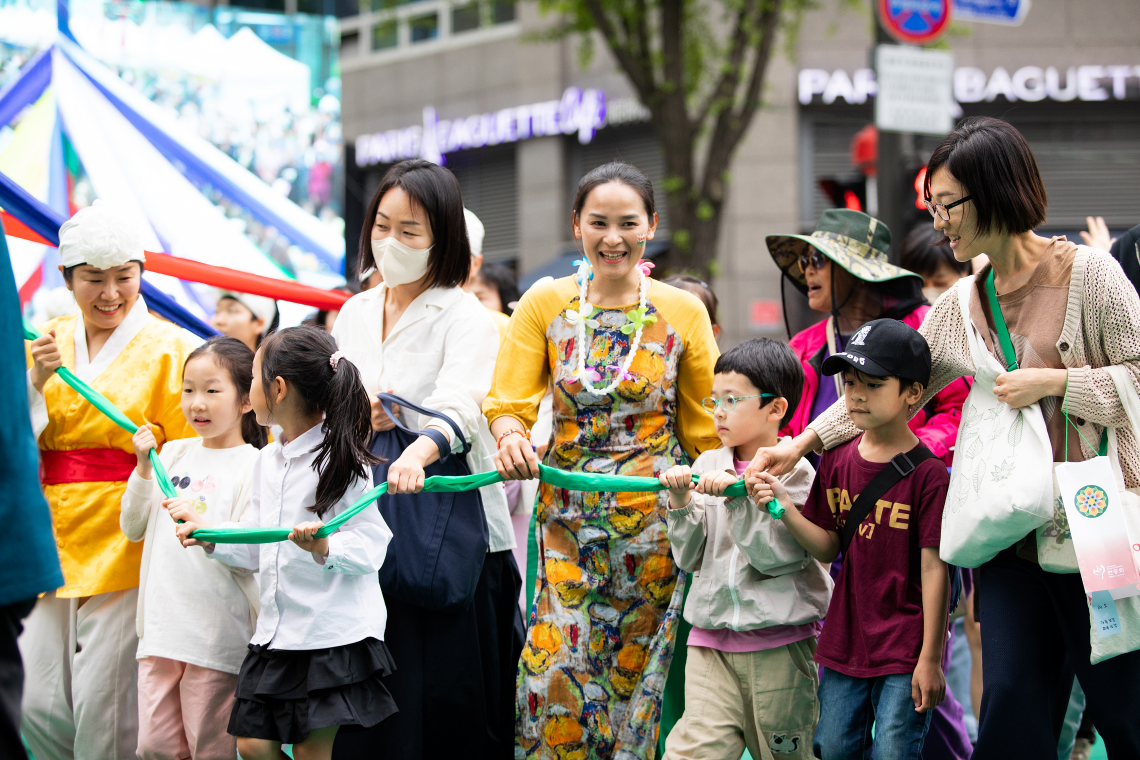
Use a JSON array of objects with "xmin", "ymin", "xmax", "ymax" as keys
[
  {"xmin": 354, "ymin": 87, "xmax": 650, "ymax": 168},
  {"xmin": 799, "ymin": 63, "xmax": 1140, "ymax": 107}
]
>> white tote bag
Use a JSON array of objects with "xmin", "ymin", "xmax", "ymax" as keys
[{"xmin": 940, "ymin": 277, "xmax": 1055, "ymax": 568}]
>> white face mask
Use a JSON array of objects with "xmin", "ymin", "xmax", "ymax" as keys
[
  {"xmin": 923, "ymin": 285, "xmax": 948, "ymax": 304},
  {"xmin": 372, "ymin": 236, "xmax": 433, "ymax": 287}
]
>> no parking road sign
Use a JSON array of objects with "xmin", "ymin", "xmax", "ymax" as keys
[{"xmin": 878, "ymin": 0, "xmax": 952, "ymax": 45}]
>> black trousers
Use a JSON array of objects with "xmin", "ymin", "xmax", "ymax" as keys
[
  {"xmin": 333, "ymin": 550, "xmax": 524, "ymax": 760},
  {"xmin": 1, "ymin": 598, "xmax": 36, "ymax": 760},
  {"xmin": 973, "ymin": 547, "xmax": 1140, "ymax": 759}
]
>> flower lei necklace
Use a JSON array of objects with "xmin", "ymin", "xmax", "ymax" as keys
[{"xmin": 568, "ymin": 250, "xmax": 657, "ymax": 395}]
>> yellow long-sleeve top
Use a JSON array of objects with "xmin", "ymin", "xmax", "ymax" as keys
[
  {"xmin": 27, "ymin": 310, "xmax": 194, "ymax": 598},
  {"xmin": 483, "ymin": 276, "xmax": 719, "ymax": 462}
]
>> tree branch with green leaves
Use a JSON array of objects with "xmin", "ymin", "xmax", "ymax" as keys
[{"xmin": 534, "ymin": 0, "xmax": 810, "ymax": 276}]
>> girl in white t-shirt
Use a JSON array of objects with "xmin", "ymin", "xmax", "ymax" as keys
[
  {"xmin": 121, "ymin": 336, "xmax": 266, "ymax": 760},
  {"xmin": 174, "ymin": 326, "xmax": 396, "ymax": 760}
]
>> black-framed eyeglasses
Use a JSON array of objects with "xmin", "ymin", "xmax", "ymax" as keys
[
  {"xmin": 924, "ymin": 196, "xmax": 973, "ymax": 222},
  {"xmin": 796, "ymin": 249, "xmax": 828, "ymax": 274},
  {"xmin": 701, "ymin": 393, "xmax": 777, "ymax": 414}
]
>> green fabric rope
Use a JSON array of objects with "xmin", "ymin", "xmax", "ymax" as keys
[
  {"xmin": 191, "ymin": 464, "xmax": 763, "ymax": 544},
  {"xmin": 24, "ymin": 319, "xmax": 176, "ymax": 500},
  {"xmin": 24, "ymin": 319, "xmax": 784, "ymax": 543}
]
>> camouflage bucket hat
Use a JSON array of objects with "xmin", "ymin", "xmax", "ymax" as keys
[{"xmin": 766, "ymin": 208, "xmax": 921, "ymax": 295}]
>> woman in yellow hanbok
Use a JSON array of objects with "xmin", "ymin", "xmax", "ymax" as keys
[
  {"xmin": 484, "ymin": 163, "xmax": 719, "ymax": 759},
  {"xmin": 22, "ymin": 201, "xmax": 193, "ymax": 760}
]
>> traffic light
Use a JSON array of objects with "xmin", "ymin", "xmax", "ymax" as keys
[{"xmin": 819, "ymin": 179, "xmax": 867, "ymax": 212}]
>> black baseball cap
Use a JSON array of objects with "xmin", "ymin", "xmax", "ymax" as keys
[{"xmin": 821, "ymin": 318, "xmax": 931, "ymax": 386}]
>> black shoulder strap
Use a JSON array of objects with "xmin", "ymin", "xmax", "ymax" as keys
[{"xmin": 839, "ymin": 445, "xmax": 939, "ymax": 554}]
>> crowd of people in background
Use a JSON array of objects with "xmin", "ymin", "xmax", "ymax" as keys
[
  {"xmin": 0, "ymin": 41, "xmax": 346, "ymax": 283},
  {"xmin": 4, "ymin": 115, "xmax": 1140, "ymax": 760}
]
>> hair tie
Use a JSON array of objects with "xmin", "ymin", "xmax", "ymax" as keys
[{"xmin": 329, "ymin": 350, "xmax": 345, "ymax": 371}]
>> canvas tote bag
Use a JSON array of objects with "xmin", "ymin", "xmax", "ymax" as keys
[
  {"xmin": 940, "ymin": 275, "xmax": 1055, "ymax": 568},
  {"xmin": 1036, "ymin": 427, "xmax": 1107, "ymax": 574}
]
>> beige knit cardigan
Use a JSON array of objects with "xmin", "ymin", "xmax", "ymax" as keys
[{"xmin": 809, "ymin": 244, "xmax": 1140, "ymax": 488}]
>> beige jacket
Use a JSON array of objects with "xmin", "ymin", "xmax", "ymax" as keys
[
  {"xmin": 810, "ymin": 244, "xmax": 1140, "ymax": 488},
  {"xmin": 666, "ymin": 444, "xmax": 833, "ymax": 632}
]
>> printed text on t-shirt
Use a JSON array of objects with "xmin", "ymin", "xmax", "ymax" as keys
[{"xmin": 826, "ymin": 488, "xmax": 911, "ymax": 540}]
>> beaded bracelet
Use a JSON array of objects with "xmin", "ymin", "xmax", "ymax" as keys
[{"xmin": 496, "ymin": 428, "xmax": 530, "ymax": 450}]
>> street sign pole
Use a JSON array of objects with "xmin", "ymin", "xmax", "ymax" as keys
[
  {"xmin": 872, "ymin": 0, "xmax": 953, "ymax": 261},
  {"xmin": 875, "ymin": 20, "xmax": 904, "ymax": 263}
]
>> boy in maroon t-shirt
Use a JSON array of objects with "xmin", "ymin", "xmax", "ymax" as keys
[{"xmin": 750, "ymin": 319, "xmax": 950, "ymax": 760}]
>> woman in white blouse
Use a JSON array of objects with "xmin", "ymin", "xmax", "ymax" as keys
[{"xmin": 329, "ymin": 159, "xmax": 522, "ymax": 760}]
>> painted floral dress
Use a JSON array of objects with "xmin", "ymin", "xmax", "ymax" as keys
[{"xmin": 483, "ymin": 277, "xmax": 719, "ymax": 759}]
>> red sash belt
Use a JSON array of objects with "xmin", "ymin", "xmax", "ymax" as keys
[{"xmin": 40, "ymin": 448, "xmax": 137, "ymax": 485}]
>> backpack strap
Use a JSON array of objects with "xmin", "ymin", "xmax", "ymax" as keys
[{"xmin": 839, "ymin": 445, "xmax": 939, "ymax": 554}]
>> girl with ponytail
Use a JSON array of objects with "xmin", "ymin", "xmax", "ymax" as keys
[{"xmin": 172, "ymin": 326, "xmax": 397, "ymax": 760}]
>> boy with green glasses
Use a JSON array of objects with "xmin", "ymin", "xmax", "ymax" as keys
[{"xmin": 658, "ymin": 338, "xmax": 832, "ymax": 760}]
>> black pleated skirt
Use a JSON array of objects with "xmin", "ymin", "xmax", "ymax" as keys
[
  {"xmin": 228, "ymin": 636, "xmax": 398, "ymax": 744},
  {"xmin": 331, "ymin": 549, "xmax": 524, "ymax": 760}
]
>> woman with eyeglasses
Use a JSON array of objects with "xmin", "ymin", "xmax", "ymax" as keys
[
  {"xmin": 753, "ymin": 116, "xmax": 1140, "ymax": 757},
  {"xmin": 484, "ymin": 162, "xmax": 720, "ymax": 759},
  {"xmin": 766, "ymin": 208, "xmax": 970, "ymax": 468}
]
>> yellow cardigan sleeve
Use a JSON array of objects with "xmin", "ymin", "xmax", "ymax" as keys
[
  {"xmin": 483, "ymin": 277, "xmax": 578, "ymax": 432},
  {"xmin": 648, "ymin": 281, "xmax": 721, "ymax": 460}
]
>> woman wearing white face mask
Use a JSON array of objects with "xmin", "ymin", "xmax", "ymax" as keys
[{"xmin": 329, "ymin": 160, "xmax": 521, "ymax": 760}]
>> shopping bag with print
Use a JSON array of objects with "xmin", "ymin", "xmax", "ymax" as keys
[
  {"xmin": 940, "ymin": 275, "xmax": 1054, "ymax": 568},
  {"xmin": 1055, "ymin": 449, "xmax": 1140, "ymax": 594},
  {"xmin": 1037, "ymin": 419, "xmax": 1106, "ymax": 574},
  {"xmin": 1086, "ymin": 367, "xmax": 1140, "ymax": 663},
  {"xmin": 1037, "ymin": 470, "xmax": 1078, "ymax": 574}
]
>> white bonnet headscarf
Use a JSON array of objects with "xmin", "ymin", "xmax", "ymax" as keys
[
  {"xmin": 464, "ymin": 208, "xmax": 485, "ymax": 259},
  {"xmin": 58, "ymin": 200, "xmax": 146, "ymax": 270},
  {"xmin": 216, "ymin": 291, "xmax": 279, "ymax": 335}
]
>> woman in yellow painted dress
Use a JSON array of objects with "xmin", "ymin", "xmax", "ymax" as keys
[
  {"xmin": 484, "ymin": 163, "xmax": 720, "ymax": 758},
  {"xmin": 21, "ymin": 201, "xmax": 194, "ymax": 760}
]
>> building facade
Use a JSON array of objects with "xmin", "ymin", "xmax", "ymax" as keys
[{"xmin": 339, "ymin": 0, "xmax": 1140, "ymax": 346}]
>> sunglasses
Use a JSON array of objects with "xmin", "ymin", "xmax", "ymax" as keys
[
  {"xmin": 701, "ymin": 393, "xmax": 777, "ymax": 414},
  {"xmin": 796, "ymin": 249, "xmax": 828, "ymax": 274},
  {"xmin": 924, "ymin": 196, "xmax": 973, "ymax": 222}
]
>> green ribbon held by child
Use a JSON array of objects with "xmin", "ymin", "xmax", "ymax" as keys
[{"xmin": 24, "ymin": 318, "xmax": 785, "ymax": 544}]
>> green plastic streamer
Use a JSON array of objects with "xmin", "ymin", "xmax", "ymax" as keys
[
  {"xmin": 24, "ymin": 319, "xmax": 785, "ymax": 543},
  {"xmin": 24, "ymin": 319, "xmax": 177, "ymax": 500},
  {"xmin": 190, "ymin": 465, "xmax": 784, "ymax": 545}
]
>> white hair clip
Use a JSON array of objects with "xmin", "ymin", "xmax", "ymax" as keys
[{"xmin": 329, "ymin": 350, "xmax": 345, "ymax": 371}]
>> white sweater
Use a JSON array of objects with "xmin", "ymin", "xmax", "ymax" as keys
[{"xmin": 120, "ymin": 438, "xmax": 260, "ymax": 674}]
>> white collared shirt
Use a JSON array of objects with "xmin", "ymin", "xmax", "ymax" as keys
[
  {"xmin": 209, "ymin": 425, "xmax": 392, "ymax": 650},
  {"xmin": 331, "ymin": 284, "xmax": 515, "ymax": 553}
]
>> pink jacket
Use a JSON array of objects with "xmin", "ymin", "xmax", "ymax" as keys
[{"xmin": 781, "ymin": 306, "xmax": 970, "ymax": 464}]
